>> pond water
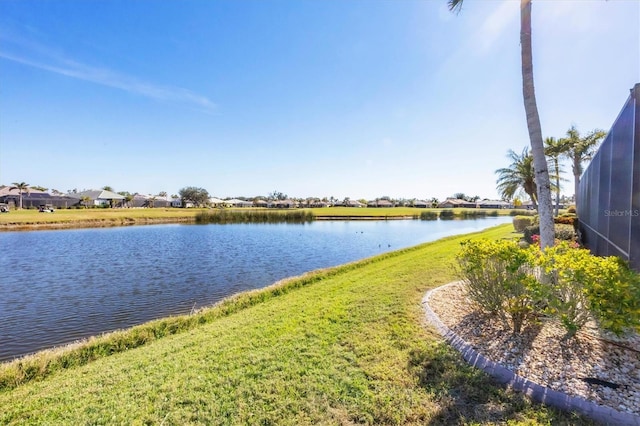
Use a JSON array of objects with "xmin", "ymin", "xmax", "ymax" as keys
[{"xmin": 0, "ymin": 216, "xmax": 511, "ymax": 361}]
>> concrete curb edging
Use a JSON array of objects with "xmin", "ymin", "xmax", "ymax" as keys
[{"xmin": 422, "ymin": 282, "xmax": 640, "ymax": 426}]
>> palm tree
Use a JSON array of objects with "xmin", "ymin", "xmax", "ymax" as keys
[
  {"xmin": 559, "ymin": 125, "xmax": 606, "ymax": 206},
  {"xmin": 544, "ymin": 137, "xmax": 569, "ymax": 216},
  {"xmin": 80, "ymin": 196, "xmax": 92, "ymax": 209},
  {"xmin": 10, "ymin": 182, "xmax": 29, "ymax": 209},
  {"xmin": 495, "ymin": 148, "xmax": 538, "ymax": 209},
  {"xmin": 449, "ymin": 0, "xmax": 555, "ymax": 248}
]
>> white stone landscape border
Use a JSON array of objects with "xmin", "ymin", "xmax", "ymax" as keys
[{"xmin": 422, "ymin": 282, "xmax": 640, "ymax": 426}]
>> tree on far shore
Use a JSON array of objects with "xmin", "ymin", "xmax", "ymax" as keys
[
  {"xmin": 179, "ymin": 186, "xmax": 210, "ymax": 207},
  {"xmin": 10, "ymin": 182, "xmax": 29, "ymax": 209},
  {"xmin": 80, "ymin": 196, "xmax": 92, "ymax": 209}
]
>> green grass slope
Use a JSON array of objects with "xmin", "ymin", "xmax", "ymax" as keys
[{"xmin": 0, "ymin": 224, "xmax": 592, "ymax": 425}]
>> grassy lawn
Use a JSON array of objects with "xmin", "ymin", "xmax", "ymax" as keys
[
  {"xmin": 0, "ymin": 224, "xmax": 592, "ymax": 424},
  {"xmin": 0, "ymin": 207, "xmax": 202, "ymax": 225},
  {"xmin": 0, "ymin": 207, "xmax": 516, "ymax": 228},
  {"xmin": 312, "ymin": 206, "xmax": 432, "ymax": 217}
]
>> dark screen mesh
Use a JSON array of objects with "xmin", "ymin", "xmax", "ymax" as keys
[{"xmin": 577, "ymin": 84, "xmax": 639, "ymax": 271}]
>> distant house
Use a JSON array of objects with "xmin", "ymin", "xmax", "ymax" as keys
[
  {"xmin": 130, "ymin": 194, "xmax": 149, "ymax": 207},
  {"xmin": 153, "ymin": 196, "xmax": 171, "ymax": 208},
  {"xmin": 303, "ymin": 199, "xmax": 330, "ymax": 208},
  {"xmin": 519, "ymin": 201, "xmax": 536, "ymax": 210},
  {"xmin": 253, "ymin": 199, "xmax": 269, "ymax": 208},
  {"xmin": 209, "ymin": 197, "xmax": 226, "ymax": 207},
  {"xmin": 269, "ymin": 199, "xmax": 298, "ymax": 208},
  {"xmin": 0, "ymin": 186, "xmax": 76, "ymax": 209},
  {"xmin": 477, "ymin": 199, "xmax": 512, "ymax": 209},
  {"xmin": 226, "ymin": 198, "xmax": 253, "ymax": 208},
  {"xmin": 367, "ymin": 199, "xmax": 395, "ymax": 208},
  {"xmin": 412, "ymin": 200, "xmax": 429, "ymax": 208},
  {"xmin": 337, "ymin": 199, "xmax": 365, "ymax": 208},
  {"xmin": 437, "ymin": 198, "xmax": 476, "ymax": 209},
  {"xmin": 129, "ymin": 194, "xmax": 170, "ymax": 208},
  {"xmin": 69, "ymin": 190, "xmax": 125, "ymax": 207}
]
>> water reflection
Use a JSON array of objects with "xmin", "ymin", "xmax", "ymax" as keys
[{"xmin": 0, "ymin": 217, "xmax": 511, "ymax": 361}]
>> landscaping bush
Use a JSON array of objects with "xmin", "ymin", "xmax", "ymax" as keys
[
  {"xmin": 512, "ymin": 215, "xmax": 533, "ymax": 232},
  {"xmin": 538, "ymin": 243, "xmax": 595, "ymax": 337},
  {"xmin": 439, "ymin": 209, "xmax": 454, "ymax": 220},
  {"xmin": 554, "ymin": 224, "xmax": 577, "ymax": 242},
  {"xmin": 458, "ymin": 209, "xmax": 486, "ymax": 219},
  {"xmin": 523, "ymin": 225, "xmax": 539, "ymax": 244},
  {"xmin": 419, "ymin": 211, "xmax": 438, "ymax": 221},
  {"xmin": 584, "ymin": 256, "xmax": 640, "ymax": 335},
  {"xmin": 530, "ymin": 214, "xmax": 540, "ymax": 225},
  {"xmin": 458, "ymin": 236, "xmax": 640, "ymax": 338},
  {"xmin": 538, "ymin": 243, "xmax": 640, "ymax": 336},
  {"xmin": 567, "ymin": 205, "xmax": 577, "ymax": 214},
  {"xmin": 554, "ymin": 214, "xmax": 577, "ymax": 226},
  {"xmin": 509, "ymin": 209, "xmax": 536, "ymax": 216},
  {"xmin": 523, "ymin": 224, "xmax": 576, "ymax": 244},
  {"xmin": 457, "ymin": 239, "xmax": 541, "ymax": 333}
]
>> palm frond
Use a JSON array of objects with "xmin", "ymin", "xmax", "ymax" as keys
[{"xmin": 448, "ymin": 0, "xmax": 464, "ymax": 14}]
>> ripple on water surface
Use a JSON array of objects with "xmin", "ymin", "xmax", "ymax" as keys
[{"xmin": 0, "ymin": 217, "xmax": 511, "ymax": 361}]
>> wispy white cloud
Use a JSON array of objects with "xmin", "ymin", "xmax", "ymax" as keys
[
  {"xmin": 0, "ymin": 34, "xmax": 216, "ymax": 114},
  {"xmin": 475, "ymin": 1, "xmax": 518, "ymax": 54}
]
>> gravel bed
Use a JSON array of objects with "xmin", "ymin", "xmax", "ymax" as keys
[{"xmin": 427, "ymin": 281, "xmax": 640, "ymax": 416}]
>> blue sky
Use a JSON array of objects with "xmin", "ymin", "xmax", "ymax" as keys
[{"xmin": 1, "ymin": 0, "xmax": 638, "ymax": 201}]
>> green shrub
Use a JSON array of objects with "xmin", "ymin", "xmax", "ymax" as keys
[
  {"xmin": 420, "ymin": 211, "xmax": 438, "ymax": 221},
  {"xmin": 458, "ymin": 238, "xmax": 640, "ymax": 338},
  {"xmin": 459, "ymin": 209, "xmax": 486, "ymax": 218},
  {"xmin": 523, "ymin": 224, "xmax": 576, "ymax": 244},
  {"xmin": 555, "ymin": 214, "xmax": 577, "ymax": 226},
  {"xmin": 512, "ymin": 216, "xmax": 533, "ymax": 233},
  {"xmin": 509, "ymin": 209, "xmax": 536, "ymax": 217},
  {"xmin": 439, "ymin": 209, "xmax": 454, "ymax": 220},
  {"xmin": 554, "ymin": 224, "xmax": 577, "ymax": 242},
  {"xmin": 538, "ymin": 244, "xmax": 595, "ymax": 337},
  {"xmin": 584, "ymin": 256, "xmax": 640, "ymax": 335},
  {"xmin": 539, "ymin": 243, "xmax": 640, "ymax": 336},
  {"xmin": 523, "ymin": 225, "xmax": 539, "ymax": 244},
  {"xmin": 567, "ymin": 205, "xmax": 577, "ymax": 214},
  {"xmin": 531, "ymin": 215, "xmax": 540, "ymax": 225},
  {"xmin": 457, "ymin": 239, "xmax": 541, "ymax": 333},
  {"xmin": 195, "ymin": 210, "xmax": 315, "ymax": 224}
]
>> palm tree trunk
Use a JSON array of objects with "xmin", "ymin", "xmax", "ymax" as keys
[
  {"xmin": 573, "ymin": 156, "xmax": 581, "ymax": 206},
  {"xmin": 520, "ymin": 0, "xmax": 555, "ymax": 248},
  {"xmin": 554, "ymin": 158, "xmax": 560, "ymax": 217}
]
